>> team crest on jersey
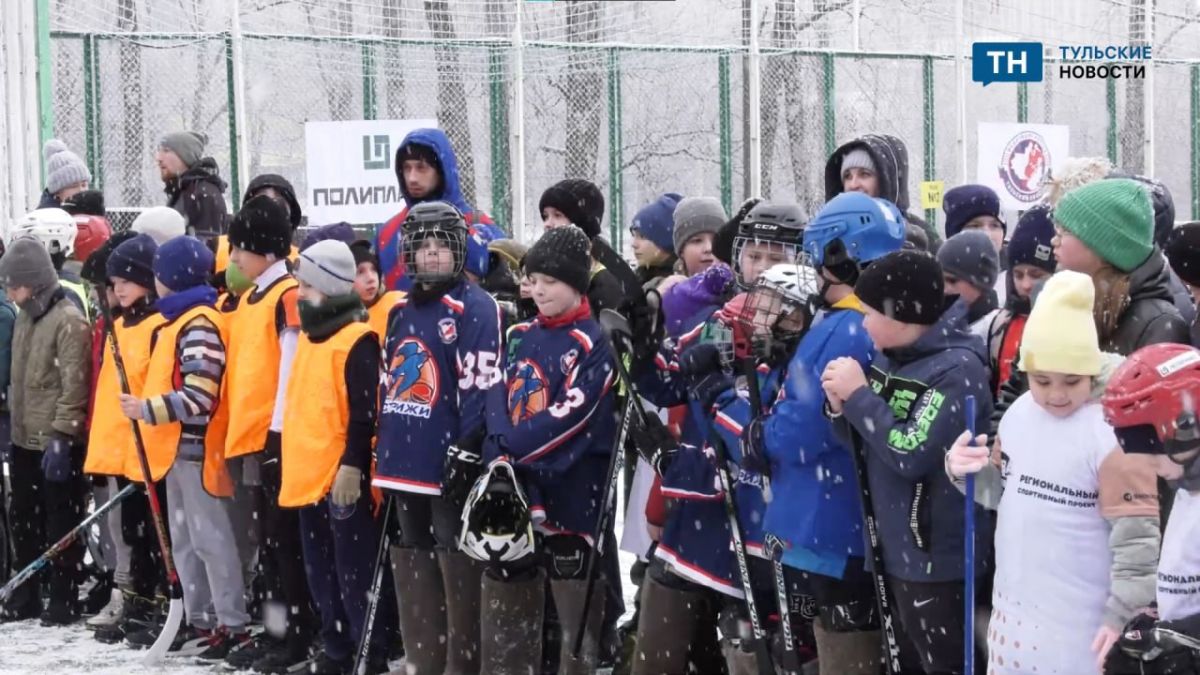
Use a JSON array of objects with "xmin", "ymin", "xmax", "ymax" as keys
[
  {"xmin": 384, "ymin": 337, "xmax": 439, "ymax": 418},
  {"xmin": 560, "ymin": 348, "xmax": 579, "ymax": 375},
  {"xmin": 438, "ymin": 317, "xmax": 457, "ymax": 344},
  {"xmin": 508, "ymin": 360, "xmax": 548, "ymax": 425}
]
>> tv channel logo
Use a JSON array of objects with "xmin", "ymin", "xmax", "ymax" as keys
[{"xmin": 972, "ymin": 42, "xmax": 1043, "ymax": 86}]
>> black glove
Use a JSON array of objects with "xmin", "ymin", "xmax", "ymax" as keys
[
  {"xmin": 40, "ymin": 434, "xmax": 75, "ymax": 483},
  {"xmin": 1107, "ymin": 609, "xmax": 1200, "ymax": 674},
  {"xmin": 739, "ymin": 417, "xmax": 771, "ymax": 478},
  {"xmin": 628, "ymin": 290, "xmax": 664, "ymax": 368},
  {"xmin": 680, "ymin": 343, "xmax": 733, "ymax": 410},
  {"xmin": 634, "ymin": 413, "xmax": 678, "ymax": 475},
  {"xmin": 442, "ymin": 432, "xmax": 485, "ymax": 511}
]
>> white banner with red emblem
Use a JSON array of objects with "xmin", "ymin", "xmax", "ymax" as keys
[{"xmin": 976, "ymin": 122, "xmax": 1070, "ymax": 211}]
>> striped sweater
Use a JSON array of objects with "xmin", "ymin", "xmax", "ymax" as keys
[{"xmin": 140, "ymin": 315, "xmax": 225, "ymax": 449}]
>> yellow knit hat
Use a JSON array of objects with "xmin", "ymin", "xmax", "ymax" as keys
[{"xmin": 1020, "ymin": 270, "xmax": 1102, "ymax": 376}]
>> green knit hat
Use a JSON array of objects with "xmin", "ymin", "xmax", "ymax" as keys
[{"xmin": 1053, "ymin": 178, "xmax": 1153, "ymax": 272}]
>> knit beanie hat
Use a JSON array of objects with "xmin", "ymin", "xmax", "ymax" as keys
[
  {"xmin": 1007, "ymin": 204, "xmax": 1057, "ymax": 273},
  {"xmin": 1166, "ymin": 222, "xmax": 1200, "ymax": 287},
  {"xmin": 61, "ymin": 189, "xmax": 105, "ymax": 217},
  {"xmin": 81, "ymin": 230, "xmax": 137, "ymax": 287},
  {"xmin": 937, "ymin": 230, "xmax": 1000, "ymax": 291},
  {"xmin": 228, "ymin": 195, "xmax": 293, "ymax": 259},
  {"xmin": 672, "ymin": 196, "xmax": 726, "ymax": 255},
  {"xmin": 1020, "ymin": 270, "xmax": 1102, "ymax": 376},
  {"xmin": 350, "ymin": 239, "xmax": 378, "ymax": 271},
  {"xmin": 630, "ymin": 193, "xmax": 682, "ymax": 255},
  {"xmin": 107, "ymin": 233, "xmax": 158, "ymax": 290},
  {"xmin": 298, "ymin": 240, "xmax": 357, "ymax": 298},
  {"xmin": 942, "ymin": 184, "xmax": 1003, "ymax": 239},
  {"xmin": 244, "ymin": 174, "xmax": 302, "ymax": 228},
  {"xmin": 524, "ymin": 226, "xmax": 592, "ymax": 295},
  {"xmin": 160, "ymin": 131, "xmax": 208, "ymax": 168},
  {"xmin": 154, "ymin": 235, "xmax": 214, "ymax": 293},
  {"xmin": 301, "ymin": 222, "xmax": 357, "ymax": 252},
  {"xmin": 1053, "ymin": 178, "xmax": 1154, "ymax": 273},
  {"xmin": 840, "ymin": 147, "xmax": 876, "ymax": 178},
  {"xmin": 0, "ymin": 236, "xmax": 59, "ymax": 291},
  {"xmin": 855, "ymin": 249, "xmax": 944, "ymax": 325},
  {"xmin": 43, "ymin": 139, "xmax": 92, "ymax": 195},
  {"xmin": 131, "ymin": 206, "xmax": 187, "ymax": 245},
  {"xmin": 538, "ymin": 179, "xmax": 605, "ymax": 239}
]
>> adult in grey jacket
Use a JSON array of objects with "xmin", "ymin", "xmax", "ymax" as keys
[{"xmin": 0, "ymin": 237, "xmax": 91, "ymax": 625}]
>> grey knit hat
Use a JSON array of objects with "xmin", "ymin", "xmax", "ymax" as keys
[
  {"xmin": 298, "ymin": 239, "xmax": 357, "ymax": 297},
  {"xmin": 840, "ymin": 147, "xmax": 876, "ymax": 178},
  {"xmin": 937, "ymin": 230, "xmax": 1000, "ymax": 291},
  {"xmin": 44, "ymin": 139, "xmax": 92, "ymax": 195},
  {"xmin": 0, "ymin": 236, "xmax": 59, "ymax": 290},
  {"xmin": 672, "ymin": 197, "xmax": 726, "ymax": 255},
  {"xmin": 160, "ymin": 131, "xmax": 208, "ymax": 168}
]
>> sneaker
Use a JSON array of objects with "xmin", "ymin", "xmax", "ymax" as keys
[
  {"xmin": 125, "ymin": 622, "xmax": 207, "ymax": 652},
  {"xmin": 196, "ymin": 626, "xmax": 253, "ymax": 662},
  {"xmin": 225, "ymin": 634, "xmax": 275, "ymax": 671},
  {"xmin": 306, "ymin": 651, "xmax": 350, "ymax": 675},
  {"xmin": 251, "ymin": 638, "xmax": 311, "ymax": 674},
  {"xmin": 86, "ymin": 588, "xmax": 124, "ymax": 628},
  {"xmin": 95, "ymin": 593, "xmax": 158, "ymax": 643},
  {"xmin": 40, "ymin": 603, "xmax": 80, "ymax": 626}
]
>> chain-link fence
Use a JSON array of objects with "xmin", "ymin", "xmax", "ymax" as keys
[{"xmin": 41, "ymin": 0, "xmax": 1200, "ymax": 248}]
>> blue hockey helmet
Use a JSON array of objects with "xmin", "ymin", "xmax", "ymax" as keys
[{"xmin": 802, "ymin": 192, "xmax": 906, "ymax": 274}]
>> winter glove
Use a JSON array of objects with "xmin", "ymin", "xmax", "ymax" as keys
[
  {"xmin": 634, "ymin": 413, "xmax": 678, "ymax": 475},
  {"xmin": 1107, "ymin": 608, "xmax": 1200, "ymax": 673},
  {"xmin": 331, "ymin": 465, "xmax": 363, "ymax": 507},
  {"xmin": 680, "ymin": 343, "xmax": 733, "ymax": 410},
  {"xmin": 628, "ymin": 290, "xmax": 664, "ymax": 368},
  {"xmin": 442, "ymin": 437, "xmax": 485, "ymax": 511},
  {"xmin": 40, "ymin": 434, "xmax": 74, "ymax": 483},
  {"xmin": 739, "ymin": 417, "xmax": 771, "ymax": 478}
]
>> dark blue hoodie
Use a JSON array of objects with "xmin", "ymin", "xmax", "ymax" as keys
[
  {"xmin": 832, "ymin": 299, "xmax": 995, "ymax": 583},
  {"xmin": 375, "ymin": 128, "xmax": 500, "ymax": 291}
]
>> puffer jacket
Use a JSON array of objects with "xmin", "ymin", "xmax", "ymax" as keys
[
  {"xmin": 1101, "ymin": 250, "xmax": 1189, "ymax": 355},
  {"xmin": 10, "ymin": 286, "xmax": 92, "ymax": 448},
  {"xmin": 165, "ymin": 157, "xmax": 229, "ymax": 242}
]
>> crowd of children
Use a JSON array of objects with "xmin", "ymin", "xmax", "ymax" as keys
[{"xmin": 0, "ymin": 129, "xmax": 1199, "ymax": 675}]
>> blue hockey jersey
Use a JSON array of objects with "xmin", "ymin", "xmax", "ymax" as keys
[
  {"xmin": 762, "ymin": 296, "xmax": 875, "ymax": 580},
  {"xmin": 373, "ymin": 279, "xmax": 502, "ymax": 495},
  {"xmin": 483, "ymin": 300, "xmax": 617, "ymax": 542}
]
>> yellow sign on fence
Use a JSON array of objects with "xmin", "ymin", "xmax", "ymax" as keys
[{"xmin": 920, "ymin": 180, "xmax": 945, "ymax": 209}]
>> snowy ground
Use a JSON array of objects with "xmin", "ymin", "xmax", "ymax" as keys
[{"xmin": 0, "ymin": 487, "xmax": 640, "ymax": 674}]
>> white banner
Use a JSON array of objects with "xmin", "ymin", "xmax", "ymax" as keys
[
  {"xmin": 304, "ymin": 119, "xmax": 437, "ymax": 224},
  {"xmin": 976, "ymin": 122, "xmax": 1070, "ymax": 210}
]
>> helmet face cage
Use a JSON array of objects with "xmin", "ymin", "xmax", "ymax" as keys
[
  {"xmin": 403, "ymin": 224, "xmax": 466, "ymax": 284},
  {"xmin": 737, "ymin": 262, "xmax": 817, "ymax": 342},
  {"xmin": 458, "ymin": 460, "xmax": 537, "ymax": 567},
  {"xmin": 731, "ymin": 236, "xmax": 802, "ymax": 289}
]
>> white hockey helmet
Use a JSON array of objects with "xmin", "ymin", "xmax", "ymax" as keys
[
  {"xmin": 738, "ymin": 261, "xmax": 821, "ymax": 337},
  {"xmin": 11, "ymin": 208, "xmax": 77, "ymax": 259},
  {"xmin": 458, "ymin": 459, "xmax": 537, "ymax": 565}
]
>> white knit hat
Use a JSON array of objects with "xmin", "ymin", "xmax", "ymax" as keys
[{"xmin": 131, "ymin": 206, "xmax": 187, "ymax": 245}]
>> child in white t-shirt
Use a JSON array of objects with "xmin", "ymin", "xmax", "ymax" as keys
[
  {"xmin": 948, "ymin": 270, "xmax": 1161, "ymax": 675},
  {"xmin": 1100, "ymin": 343, "xmax": 1200, "ymax": 674}
]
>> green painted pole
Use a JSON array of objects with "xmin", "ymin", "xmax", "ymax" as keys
[
  {"xmin": 1106, "ymin": 77, "xmax": 1118, "ymax": 165},
  {"xmin": 923, "ymin": 56, "xmax": 936, "ymax": 227},
  {"xmin": 35, "ymin": 0, "xmax": 54, "ymax": 179},
  {"xmin": 608, "ymin": 48, "xmax": 624, "ymax": 248},
  {"xmin": 90, "ymin": 35, "xmax": 105, "ymax": 190},
  {"xmin": 1017, "ymin": 82, "xmax": 1028, "ymax": 123},
  {"xmin": 718, "ymin": 53, "xmax": 732, "ymax": 217},
  {"xmin": 488, "ymin": 46, "xmax": 511, "ymax": 231},
  {"xmin": 823, "ymin": 52, "xmax": 836, "ymax": 157},
  {"xmin": 361, "ymin": 42, "xmax": 376, "ymax": 120},
  {"xmin": 224, "ymin": 34, "xmax": 241, "ymax": 206},
  {"xmin": 1192, "ymin": 64, "xmax": 1199, "ymax": 220},
  {"xmin": 82, "ymin": 35, "xmax": 97, "ymax": 179}
]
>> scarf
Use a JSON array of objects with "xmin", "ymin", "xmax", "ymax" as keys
[
  {"xmin": 1092, "ymin": 265, "xmax": 1132, "ymax": 344},
  {"xmin": 157, "ymin": 285, "xmax": 218, "ymax": 321},
  {"xmin": 298, "ymin": 293, "xmax": 367, "ymax": 341}
]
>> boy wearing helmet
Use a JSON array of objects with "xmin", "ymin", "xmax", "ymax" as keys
[
  {"xmin": 1101, "ymin": 343, "xmax": 1200, "ymax": 674},
  {"xmin": 11, "ymin": 208, "xmax": 90, "ymax": 318},
  {"xmin": 373, "ymin": 200, "xmax": 501, "ymax": 674}
]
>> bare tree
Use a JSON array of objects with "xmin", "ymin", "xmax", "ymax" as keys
[
  {"xmin": 563, "ymin": 2, "xmax": 603, "ymax": 179},
  {"xmin": 1120, "ymin": 0, "xmax": 1147, "ymax": 173},
  {"xmin": 118, "ymin": 0, "xmax": 144, "ymax": 205},
  {"xmin": 425, "ymin": 0, "xmax": 477, "ymax": 204},
  {"xmin": 381, "ymin": 0, "xmax": 407, "ymax": 119}
]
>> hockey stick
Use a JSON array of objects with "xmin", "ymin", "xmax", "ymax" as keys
[
  {"xmin": 104, "ymin": 311, "xmax": 184, "ymax": 664},
  {"xmin": 0, "ymin": 457, "xmax": 10, "ymax": 585},
  {"xmin": 964, "ymin": 395, "xmax": 977, "ymax": 675},
  {"xmin": 0, "ymin": 483, "xmax": 137, "ymax": 603},
  {"xmin": 846, "ymin": 429, "xmax": 903, "ymax": 674},
  {"xmin": 352, "ymin": 494, "xmax": 395, "ymax": 675},
  {"xmin": 571, "ymin": 307, "xmax": 640, "ymax": 660}
]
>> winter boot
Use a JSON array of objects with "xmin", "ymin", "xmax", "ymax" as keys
[
  {"xmin": 630, "ymin": 573, "xmax": 704, "ymax": 675},
  {"xmin": 390, "ymin": 547, "xmax": 447, "ymax": 674},
  {"xmin": 438, "ymin": 550, "xmax": 485, "ymax": 674},
  {"xmin": 550, "ymin": 577, "xmax": 606, "ymax": 675},
  {"xmin": 480, "ymin": 568, "xmax": 544, "ymax": 675},
  {"xmin": 811, "ymin": 622, "xmax": 882, "ymax": 675},
  {"xmin": 86, "ymin": 588, "xmax": 125, "ymax": 628}
]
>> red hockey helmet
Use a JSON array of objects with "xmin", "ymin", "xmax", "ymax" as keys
[
  {"xmin": 73, "ymin": 214, "xmax": 112, "ymax": 263},
  {"xmin": 1102, "ymin": 343, "xmax": 1200, "ymax": 456}
]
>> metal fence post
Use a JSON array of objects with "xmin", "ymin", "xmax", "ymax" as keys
[
  {"xmin": 607, "ymin": 47, "xmax": 624, "ymax": 248},
  {"xmin": 224, "ymin": 34, "xmax": 242, "ymax": 206},
  {"xmin": 35, "ymin": 0, "xmax": 53, "ymax": 177},
  {"xmin": 1192, "ymin": 64, "xmax": 1199, "ymax": 220},
  {"xmin": 82, "ymin": 34, "xmax": 99, "ymax": 186},
  {"xmin": 823, "ymin": 52, "xmax": 835, "ymax": 157},
  {"xmin": 923, "ymin": 55, "xmax": 936, "ymax": 228},
  {"xmin": 1106, "ymin": 76, "xmax": 1117, "ymax": 165},
  {"xmin": 719, "ymin": 53, "xmax": 732, "ymax": 217},
  {"xmin": 362, "ymin": 41, "xmax": 377, "ymax": 120},
  {"xmin": 488, "ymin": 44, "xmax": 511, "ymax": 231},
  {"xmin": 1017, "ymin": 82, "xmax": 1028, "ymax": 123}
]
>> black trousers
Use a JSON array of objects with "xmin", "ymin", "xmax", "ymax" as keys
[
  {"xmin": 117, "ymin": 475, "xmax": 168, "ymax": 599},
  {"xmin": 890, "ymin": 577, "xmax": 985, "ymax": 675},
  {"xmin": 7, "ymin": 444, "xmax": 86, "ymax": 611},
  {"xmin": 257, "ymin": 432, "xmax": 314, "ymax": 642}
]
